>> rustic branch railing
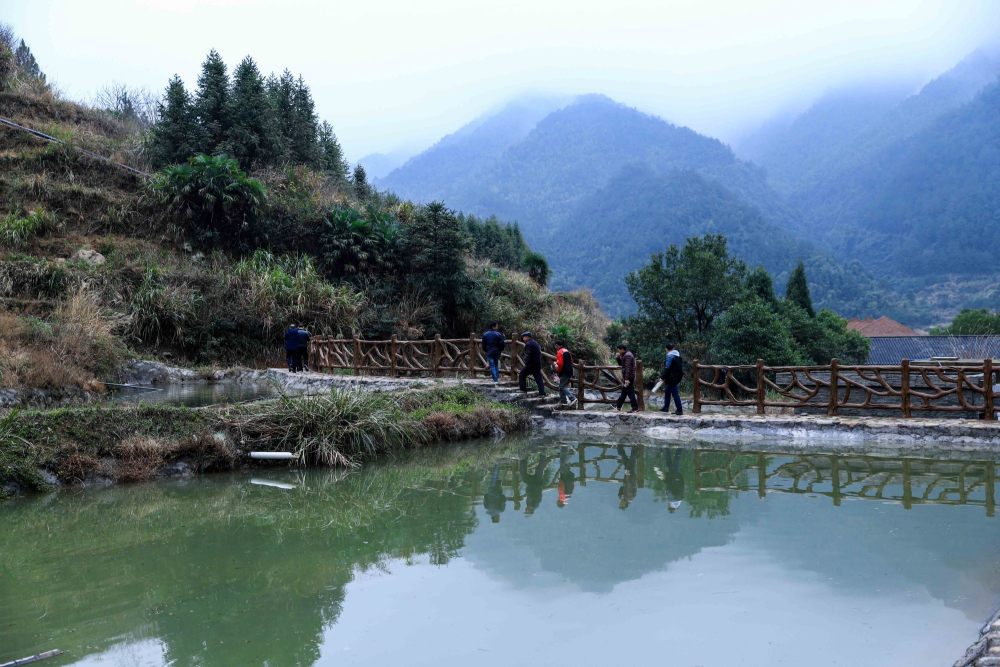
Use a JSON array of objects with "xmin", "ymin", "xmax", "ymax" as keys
[
  {"xmin": 692, "ymin": 358, "xmax": 999, "ymax": 420},
  {"xmin": 310, "ymin": 335, "xmax": 644, "ymax": 410}
]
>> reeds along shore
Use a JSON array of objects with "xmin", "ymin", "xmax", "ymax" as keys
[{"xmin": 0, "ymin": 386, "xmax": 529, "ymax": 498}]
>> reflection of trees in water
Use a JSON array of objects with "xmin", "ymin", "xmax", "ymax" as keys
[
  {"xmin": 3, "ymin": 440, "xmax": 997, "ymax": 665},
  {"xmin": 0, "ymin": 442, "xmax": 516, "ymax": 666}
]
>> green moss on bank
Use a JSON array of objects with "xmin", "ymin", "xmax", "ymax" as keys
[{"xmin": 0, "ymin": 387, "xmax": 528, "ymax": 497}]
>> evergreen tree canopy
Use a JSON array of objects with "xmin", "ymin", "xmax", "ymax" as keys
[
  {"xmin": 746, "ymin": 266, "xmax": 776, "ymax": 303},
  {"xmin": 150, "ymin": 54, "xmax": 350, "ymax": 178},
  {"xmin": 228, "ymin": 56, "xmax": 279, "ymax": 168},
  {"xmin": 149, "ymin": 76, "xmax": 198, "ymax": 167},
  {"xmin": 352, "ymin": 164, "xmax": 371, "ymax": 201},
  {"xmin": 288, "ymin": 76, "xmax": 319, "ymax": 166},
  {"xmin": 709, "ymin": 299, "xmax": 801, "ymax": 366},
  {"xmin": 318, "ymin": 121, "xmax": 349, "ymax": 181},
  {"xmin": 194, "ymin": 49, "xmax": 231, "ymax": 155},
  {"xmin": 786, "ymin": 261, "xmax": 815, "ymax": 317},
  {"xmin": 402, "ymin": 202, "xmax": 468, "ymax": 328}
]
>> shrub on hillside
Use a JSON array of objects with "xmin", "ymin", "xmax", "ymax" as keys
[
  {"xmin": 229, "ymin": 250, "xmax": 363, "ymax": 337},
  {"xmin": 0, "ymin": 209, "xmax": 55, "ymax": 248},
  {"xmin": 0, "ymin": 287, "xmax": 126, "ymax": 389},
  {"xmin": 151, "ymin": 154, "xmax": 265, "ymax": 253}
]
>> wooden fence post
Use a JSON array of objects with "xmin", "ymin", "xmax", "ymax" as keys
[
  {"xmin": 828, "ymin": 358, "xmax": 839, "ymax": 416},
  {"xmin": 433, "ymin": 334, "xmax": 442, "ymax": 377},
  {"xmin": 352, "ymin": 336, "xmax": 361, "ymax": 376},
  {"xmin": 755, "ymin": 359, "xmax": 765, "ymax": 415},
  {"xmin": 692, "ymin": 359, "xmax": 701, "ymax": 414},
  {"xmin": 510, "ymin": 340, "xmax": 521, "ymax": 382},
  {"xmin": 985, "ymin": 358, "xmax": 995, "ymax": 420},
  {"xmin": 576, "ymin": 360, "xmax": 585, "ymax": 410},
  {"xmin": 390, "ymin": 334, "xmax": 398, "ymax": 377},
  {"xmin": 469, "ymin": 333, "xmax": 477, "ymax": 377},
  {"xmin": 901, "ymin": 358, "xmax": 911, "ymax": 418},
  {"xmin": 636, "ymin": 359, "xmax": 646, "ymax": 411}
]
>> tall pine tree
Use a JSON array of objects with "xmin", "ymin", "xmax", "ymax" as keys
[
  {"xmin": 318, "ymin": 121, "xmax": 349, "ymax": 182},
  {"xmin": 785, "ymin": 261, "xmax": 815, "ymax": 317},
  {"xmin": 13, "ymin": 39, "xmax": 44, "ymax": 82},
  {"xmin": 149, "ymin": 75, "xmax": 198, "ymax": 167},
  {"xmin": 352, "ymin": 164, "xmax": 371, "ymax": 201},
  {"xmin": 194, "ymin": 49, "xmax": 231, "ymax": 155},
  {"xmin": 288, "ymin": 75, "xmax": 319, "ymax": 166},
  {"xmin": 228, "ymin": 56, "xmax": 279, "ymax": 168},
  {"xmin": 267, "ymin": 70, "xmax": 296, "ymax": 161}
]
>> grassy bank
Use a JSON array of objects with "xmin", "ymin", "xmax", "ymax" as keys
[{"xmin": 0, "ymin": 386, "xmax": 528, "ymax": 497}]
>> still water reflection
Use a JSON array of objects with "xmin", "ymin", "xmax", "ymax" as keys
[{"xmin": 1, "ymin": 438, "xmax": 999, "ymax": 666}]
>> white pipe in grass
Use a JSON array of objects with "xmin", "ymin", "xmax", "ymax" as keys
[
  {"xmin": 248, "ymin": 452, "xmax": 298, "ymax": 460},
  {"xmin": 250, "ymin": 478, "xmax": 297, "ymax": 490}
]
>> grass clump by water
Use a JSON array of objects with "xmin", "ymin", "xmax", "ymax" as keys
[
  {"xmin": 225, "ymin": 386, "xmax": 528, "ymax": 468},
  {"xmin": 225, "ymin": 391, "xmax": 426, "ymax": 467}
]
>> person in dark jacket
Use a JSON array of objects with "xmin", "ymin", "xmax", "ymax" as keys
[
  {"xmin": 552, "ymin": 340, "xmax": 576, "ymax": 406},
  {"xmin": 518, "ymin": 331, "xmax": 546, "ymax": 397},
  {"xmin": 295, "ymin": 323, "xmax": 311, "ymax": 373},
  {"xmin": 614, "ymin": 344, "xmax": 638, "ymax": 412},
  {"xmin": 660, "ymin": 343, "xmax": 683, "ymax": 415},
  {"xmin": 284, "ymin": 323, "xmax": 301, "ymax": 372},
  {"xmin": 482, "ymin": 462, "xmax": 507, "ymax": 523},
  {"xmin": 481, "ymin": 321, "xmax": 506, "ymax": 384}
]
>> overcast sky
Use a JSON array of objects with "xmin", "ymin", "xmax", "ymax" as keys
[{"xmin": 4, "ymin": 0, "xmax": 1000, "ymax": 160}]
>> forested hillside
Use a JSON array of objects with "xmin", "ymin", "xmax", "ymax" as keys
[
  {"xmin": 739, "ymin": 47, "xmax": 1000, "ymax": 320},
  {"xmin": 0, "ymin": 32, "xmax": 609, "ymax": 394},
  {"xmin": 382, "ymin": 93, "xmax": 895, "ymax": 319}
]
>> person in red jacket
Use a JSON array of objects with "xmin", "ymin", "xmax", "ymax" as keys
[{"xmin": 552, "ymin": 340, "xmax": 577, "ymax": 406}]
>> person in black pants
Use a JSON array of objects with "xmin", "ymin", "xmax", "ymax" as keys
[
  {"xmin": 284, "ymin": 323, "xmax": 301, "ymax": 372},
  {"xmin": 614, "ymin": 344, "xmax": 638, "ymax": 412},
  {"xmin": 518, "ymin": 331, "xmax": 546, "ymax": 397}
]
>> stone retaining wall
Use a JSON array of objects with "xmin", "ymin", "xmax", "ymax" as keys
[{"xmin": 536, "ymin": 407, "xmax": 1000, "ymax": 453}]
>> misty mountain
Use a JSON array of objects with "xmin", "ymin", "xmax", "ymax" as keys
[
  {"xmin": 357, "ymin": 150, "xmax": 415, "ymax": 180},
  {"xmin": 829, "ymin": 78, "xmax": 1000, "ymax": 279},
  {"xmin": 379, "ymin": 94, "xmax": 572, "ymax": 204},
  {"xmin": 381, "ymin": 93, "xmax": 870, "ymax": 317},
  {"xmin": 736, "ymin": 47, "xmax": 1000, "ymax": 320},
  {"xmin": 741, "ymin": 48, "xmax": 1000, "ymax": 211}
]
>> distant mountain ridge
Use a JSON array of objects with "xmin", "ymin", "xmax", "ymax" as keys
[
  {"xmin": 380, "ymin": 93, "xmax": 886, "ymax": 318},
  {"xmin": 380, "ymin": 48, "xmax": 1000, "ymax": 323}
]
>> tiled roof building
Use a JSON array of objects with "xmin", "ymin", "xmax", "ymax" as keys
[
  {"xmin": 847, "ymin": 316, "xmax": 918, "ymax": 337},
  {"xmin": 866, "ymin": 336, "xmax": 1000, "ymax": 365}
]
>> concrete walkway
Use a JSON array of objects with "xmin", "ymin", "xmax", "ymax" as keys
[{"xmin": 252, "ymin": 369, "xmax": 1000, "ymax": 452}]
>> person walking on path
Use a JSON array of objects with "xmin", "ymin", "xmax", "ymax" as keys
[
  {"xmin": 660, "ymin": 343, "xmax": 683, "ymax": 415},
  {"xmin": 284, "ymin": 323, "xmax": 301, "ymax": 373},
  {"xmin": 518, "ymin": 331, "xmax": 546, "ymax": 397},
  {"xmin": 481, "ymin": 321, "xmax": 506, "ymax": 384},
  {"xmin": 552, "ymin": 340, "xmax": 577, "ymax": 406},
  {"xmin": 614, "ymin": 344, "xmax": 638, "ymax": 412},
  {"xmin": 295, "ymin": 323, "xmax": 312, "ymax": 373}
]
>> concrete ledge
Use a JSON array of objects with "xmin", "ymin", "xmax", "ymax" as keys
[{"xmin": 537, "ymin": 408, "xmax": 1000, "ymax": 452}]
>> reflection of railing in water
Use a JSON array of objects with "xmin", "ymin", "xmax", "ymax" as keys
[
  {"xmin": 693, "ymin": 450, "xmax": 998, "ymax": 516},
  {"xmin": 471, "ymin": 444, "xmax": 1000, "ymax": 517}
]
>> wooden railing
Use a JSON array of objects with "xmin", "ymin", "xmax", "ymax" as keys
[
  {"xmin": 693, "ymin": 358, "xmax": 999, "ymax": 420},
  {"xmin": 310, "ymin": 335, "xmax": 644, "ymax": 410}
]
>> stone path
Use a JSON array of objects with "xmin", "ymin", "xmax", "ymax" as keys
[{"xmin": 251, "ymin": 369, "xmax": 1000, "ymax": 452}]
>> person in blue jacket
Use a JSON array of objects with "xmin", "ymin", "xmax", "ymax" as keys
[
  {"xmin": 481, "ymin": 321, "xmax": 506, "ymax": 384},
  {"xmin": 296, "ymin": 323, "xmax": 312, "ymax": 373},
  {"xmin": 284, "ymin": 323, "xmax": 301, "ymax": 372},
  {"xmin": 660, "ymin": 343, "xmax": 684, "ymax": 415}
]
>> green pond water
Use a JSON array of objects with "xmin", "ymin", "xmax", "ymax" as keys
[{"xmin": 2, "ymin": 437, "xmax": 999, "ymax": 666}]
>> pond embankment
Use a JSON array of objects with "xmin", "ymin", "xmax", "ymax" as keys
[{"xmin": 0, "ymin": 370, "xmax": 528, "ymax": 498}]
